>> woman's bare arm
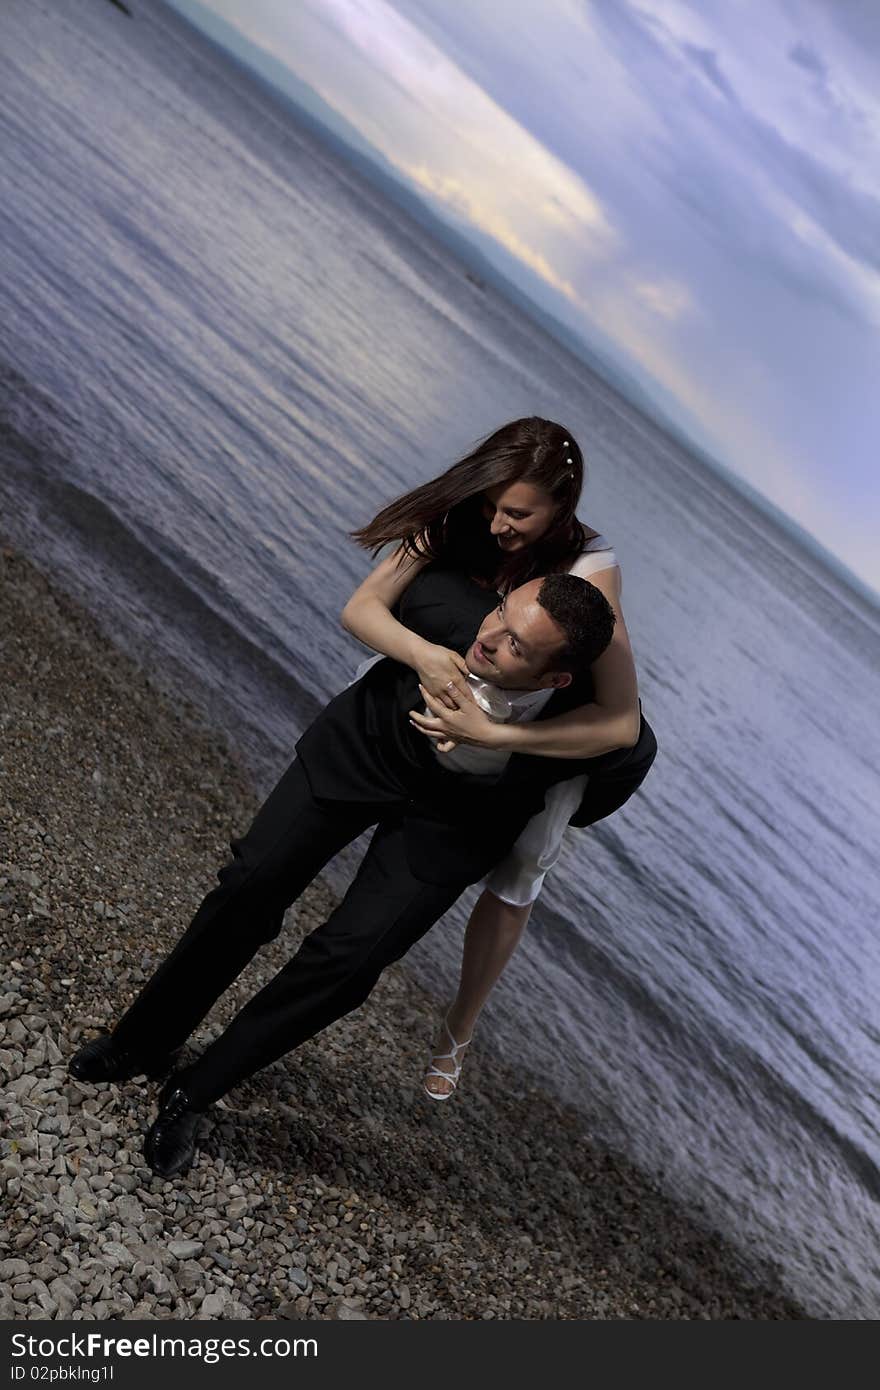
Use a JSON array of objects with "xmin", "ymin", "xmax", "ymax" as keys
[
  {"xmin": 501, "ymin": 565, "xmax": 641, "ymax": 756},
  {"xmin": 341, "ymin": 547, "xmax": 472, "ymax": 704},
  {"xmin": 410, "ymin": 566, "xmax": 642, "ymax": 756}
]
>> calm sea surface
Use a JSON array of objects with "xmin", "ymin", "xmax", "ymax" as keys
[{"xmin": 2, "ymin": 0, "xmax": 879, "ymax": 1318}]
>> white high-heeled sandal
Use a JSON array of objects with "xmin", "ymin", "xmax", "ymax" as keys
[{"xmin": 423, "ymin": 1012, "xmax": 472, "ymax": 1101}]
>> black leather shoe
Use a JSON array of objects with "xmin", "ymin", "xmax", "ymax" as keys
[
  {"xmin": 69, "ymin": 1033, "xmax": 179, "ymax": 1083},
  {"xmin": 144, "ymin": 1079, "xmax": 204, "ymax": 1178}
]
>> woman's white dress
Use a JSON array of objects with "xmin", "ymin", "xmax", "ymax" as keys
[
  {"xmin": 481, "ymin": 534, "xmax": 617, "ymax": 906},
  {"xmin": 350, "ymin": 533, "xmax": 619, "ymax": 907}
]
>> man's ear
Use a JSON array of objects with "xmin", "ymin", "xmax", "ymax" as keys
[{"xmin": 541, "ymin": 670, "xmax": 573, "ymax": 690}]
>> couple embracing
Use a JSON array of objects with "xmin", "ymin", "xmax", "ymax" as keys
[{"xmin": 69, "ymin": 416, "xmax": 657, "ymax": 1176}]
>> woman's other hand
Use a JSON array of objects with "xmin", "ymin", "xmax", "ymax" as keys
[
  {"xmin": 410, "ymin": 683, "xmax": 504, "ymax": 750},
  {"xmin": 414, "ymin": 645, "xmax": 472, "ymax": 710}
]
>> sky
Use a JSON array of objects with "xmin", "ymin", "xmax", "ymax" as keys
[{"xmin": 171, "ymin": 0, "xmax": 879, "ymax": 596}]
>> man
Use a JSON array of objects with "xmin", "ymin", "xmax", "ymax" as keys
[{"xmin": 69, "ymin": 570, "xmax": 656, "ymax": 1177}]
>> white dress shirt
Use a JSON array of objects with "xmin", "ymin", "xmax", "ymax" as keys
[{"xmin": 429, "ymin": 675, "xmax": 555, "ymax": 775}]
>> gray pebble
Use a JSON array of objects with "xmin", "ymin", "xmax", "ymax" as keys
[
  {"xmin": 101, "ymin": 1242, "xmax": 136, "ymax": 1270},
  {"xmin": 168, "ymin": 1240, "xmax": 204, "ymax": 1260}
]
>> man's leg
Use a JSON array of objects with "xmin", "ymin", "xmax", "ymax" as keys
[
  {"xmin": 111, "ymin": 759, "xmax": 378, "ymax": 1059},
  {"xmin": 169, "ymin": 814, "xmax": 467, "ymax": 1109}
]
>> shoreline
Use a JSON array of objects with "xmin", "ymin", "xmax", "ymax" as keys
[{"xmin": 0, "ymin": 542, "xmax": 806, "ymax": 1319}]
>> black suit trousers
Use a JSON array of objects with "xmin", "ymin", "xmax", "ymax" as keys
[{"xmin": 112, "ymin": 758, "xmax": 467, "ymax": 1109}]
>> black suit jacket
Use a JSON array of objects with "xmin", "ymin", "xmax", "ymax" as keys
[{"xmin": 296, "ymin": 565, "xmax": 656, "ymax": 883}]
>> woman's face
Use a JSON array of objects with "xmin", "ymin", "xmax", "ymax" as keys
[{"xmin": 482, "ymin": 481, "xmax": 558, "ymax": 552}]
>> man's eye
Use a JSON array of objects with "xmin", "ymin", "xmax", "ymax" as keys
[
  {"xmin": 497, "ymin": 603, "xmax": 503, "ymax": 616},
  {"xmin": 509, "ymin": 637, "xmax": 520, "ymax": 654}
]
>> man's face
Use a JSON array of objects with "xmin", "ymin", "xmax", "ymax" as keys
[{"xmin": 465, "ymin": 580, "xmax": 573, "ymax": 690}]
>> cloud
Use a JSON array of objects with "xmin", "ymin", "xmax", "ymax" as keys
[
  {"xmin": 679, "ymin": 42, "xmax": 739, "ymax": 104},
  {"xmin": 585, "ymin": 0, "xmax": 880, "ymax": 325},
  {"xmin": 630, "ymin": 277, "xmax": 693, "ymax": 320},
  {"xmin": 788, "ymin": 41, "xmax": 828, "ymax": 81},
  {"xmin": 300, "ymin": 0, "xmax": 619, "ymax": 257},
  {"xmin": 401, "ymin": 164, "xmax": 586, "ymax": 303}
]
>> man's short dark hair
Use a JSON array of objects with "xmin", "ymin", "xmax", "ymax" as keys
[{"xmin": 536, "ymin": 573, "xmax": 616, "ymax": 674}]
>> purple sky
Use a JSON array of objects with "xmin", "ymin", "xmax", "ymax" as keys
[{"xmin": 173, "ymin": 0, "xmax": 880, "ymax": 595}]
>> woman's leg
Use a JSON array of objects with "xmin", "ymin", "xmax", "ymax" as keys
[
  {"xmin": 424, "ymin": 777, "xmax": 584, "ymax": 1097},
  {"xmin": 425, "ymin": 888, "xmax": 532, "ymax": 1097}
]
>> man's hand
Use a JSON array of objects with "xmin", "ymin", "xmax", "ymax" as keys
[{"xmin": 409, "ymin": 683, "xmax": 505, "ymax": 753}]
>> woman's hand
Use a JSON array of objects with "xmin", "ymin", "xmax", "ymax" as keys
[
  {"xmin": 414, "ymin": 645, "xmax": 472, "ymax": 710},
  {"xmin": 340, "ymin": 549, "xmax": 471, "ymax": 712},
  {"xmin": 409, "ymin": 683, "xmax": 505, "ymax": 753}
]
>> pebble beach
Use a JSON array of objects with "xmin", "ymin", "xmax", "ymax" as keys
[{"xmin": 0, "ymin": 543, "xmax": 806, "ymax": 1321}]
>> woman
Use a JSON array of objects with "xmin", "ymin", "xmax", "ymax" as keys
[{"xmin": 342, "ymin": 416, "xmax": 642, "ymax": 1098}]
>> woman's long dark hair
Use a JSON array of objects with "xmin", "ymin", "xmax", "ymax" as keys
[{"xmin": 351, "ymin": 416, "xmax": 586, "ymax": 589}]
